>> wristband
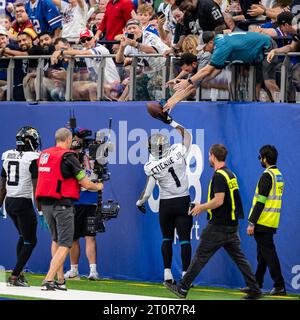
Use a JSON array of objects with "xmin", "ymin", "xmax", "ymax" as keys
[
  {"xmin": 188, "ymin": 78, "xmax": 194, "ymax": 86},
  {"xmin": 170, "ymin": 120, "xmax": 179, "ymax": 128},
  {"xmin": 38, "ymin": 211, "xmax": 43, "ymax": 216},
  {"xmin": 248, "ymin": 222, "xmax": 254, "ymax": 227}
]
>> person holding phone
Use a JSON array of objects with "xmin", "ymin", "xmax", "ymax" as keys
[{"xmin": 115, "ymin": 18, "xmax": 170, "ymax": 100}]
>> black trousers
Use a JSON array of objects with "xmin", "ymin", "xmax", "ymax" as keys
[
  {"xmin": 5, "ymin": 197, "xmax": 37, "ymax": 276},
  {"xmin": 254, "ymin": 232, "xmax": 285, "ymax": 288},
  {"xmin": 181, "ymin": 223, "xmax": 260, "ymax": 291}
]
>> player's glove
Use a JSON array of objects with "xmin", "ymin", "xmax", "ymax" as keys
[
  {"xmin": 38, "ymin": 211, "xmax": 49, "ymax": 231},
  {"xmin": 137, "ymin": 204, "xmax": 146, "ymax": 214},
  {"xmin": 157, "ymin": 99, "xmax": 173, "ymax": 124}
]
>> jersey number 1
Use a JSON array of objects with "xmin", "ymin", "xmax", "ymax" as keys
[
  {"xmin": 7, "ymin": 161, "xmax": 20, "ymax": 186},
  {"xmin": 168, "ymin": 167, "xmax": 181, "ymax": 188}
]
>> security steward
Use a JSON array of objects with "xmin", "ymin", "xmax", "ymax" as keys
[
  {"xmin": 164, "ymin": 144, "xmax": 261, "ymax": 300},
  {"xmin": 245, "ymin": 145, "xmax": 285, "ymax": 295},
  {"xmin": 36, "ymin": 128, "xmax": 103, "ymax": 291}
]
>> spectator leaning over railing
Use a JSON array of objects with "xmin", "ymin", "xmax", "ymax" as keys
[
  {"xmin": 25, "ymin": 0, "xmax": 62, "ymax": 39},
  {"xmin": 163, "ymin": 31, "xmax": 278, "ymax": 111},
  {"xmin": 52, "ymin": 0, "xmax": 88, "ymax": 44},
  {"xmin": 1, "ymin": 31, "xmax": 45, "ymax": 101},
  {"xmin": 267, "ymin": 33, "xmax": 300, "ymax": 95},
  {"xmin": 51, "ymin": 29, "xmax": 120, "ymax": 100},
  {"xmin": 0, "ymin": 31, "xmax": 44, "ymax": 100},
  {"xmin": 116, "ymin": 18, "xmax": 170, "ymax": 100},
  {"xmin": 21, "ymin": 31, "xmax": 56, "ymax": 101},
  {"xmin": 94, "ymin": 0, "xmax": 134, "ymax": 41},
  {"xmin": 9, "ymin": 3, "xmax": 37, "ymax": 42}
]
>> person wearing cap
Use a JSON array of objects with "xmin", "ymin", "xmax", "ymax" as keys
[
  {"xmin": 51, "ymin": 0, "xmax": 88, "ymax": 43},
  {"xmin": 51, "ymin": 29, "xmax": 120, "ymax": 100},
  {"xmin": 94, "ymin": 0, "xmax": 134, "ymax": 41},
  {"xmin": 163, "ymin": 31, "xmax": 278, "ymax": 111},
  {"xmin": 115, "ymin": 18, "xmax": 170, "ymax": 99},
  {"xmin": 253, "ymin": 11, "xmax": 296, "ymax": 41}
]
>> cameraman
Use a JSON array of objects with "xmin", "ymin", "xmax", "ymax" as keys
[
  {"xmin": 64, "ymin": 130, "xmax": 100, "ymax": 281},
  {"xmin": 36, "ymin": 128, "xmax": 103, "ymax": 291}
]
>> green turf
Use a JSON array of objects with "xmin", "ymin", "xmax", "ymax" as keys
[{"xmin": 1, "ymin": 273, "xmax": 299, "ymax": 300}]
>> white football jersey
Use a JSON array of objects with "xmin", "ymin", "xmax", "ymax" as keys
[
  {"xmin": 144, "ymin": 143, "xmax": 189, "ymax": 199},
  {"xmin": 1, "ymin": 149, "xmax": 40, "ymax": 198}
]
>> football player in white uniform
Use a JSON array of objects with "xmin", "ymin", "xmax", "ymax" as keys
[
  {"xmin": 0, "ymin": 126, "xmax": 42, "ymax": 286},
  {"xmin": 136, "ymin": 114, "xmax": 193, "ymax": 284}
]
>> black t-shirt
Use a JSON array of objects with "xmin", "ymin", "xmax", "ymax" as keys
[
  {"xmin": 183, "ymin": 0, "xmax": 226, "ymax": 35},
  {"xmin": 208, "ymin": 166, "xmax": 244, "ymax": 226},
  {"xmin": 40, "ymin": 152, "xmax": 84, "ymax": 206},
  {"xmin": 24, "ymin": 45, "xmax": 46, "ymax": 70},
  {"xmin": 249, "ymin": 167, "xmax": 277, "ymax": 233}
]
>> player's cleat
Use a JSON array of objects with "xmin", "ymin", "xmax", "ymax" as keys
[
  {"xmin": 163, "ymin": 279, "xmax": 176, "ymax": 286},
  {"xmin": 164, "ymin": 282, "xmax": 188, "ymax": 299},
  {"xmin": 18, "ymin": 273, "xmax": 29, "ymax": 286},
  {"xmin": 64, "ymin": 269, "xmax": 80, "ymax": 280},
  {"xmin": 7, "ymin": 276, "xmax": 29, "ymax": 287},
  {"xmin": 54, "ymin": 280, "xmax": 67, "ymax": 291},
  {"xmin": 88, "ymin": 271, "xmax": 99, "ymax": 281},
  {"xmin": 41, "ymin": 280, "xmax": 56, "ymax": 291}
]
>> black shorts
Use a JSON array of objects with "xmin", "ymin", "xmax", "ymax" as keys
[
  {"xmin": 73, "ymin": 204, "xmax": 97, "ymax": 239},
  {"xmin": 159, "ymin": 195, "xmax": 193, "ymax": 242}
]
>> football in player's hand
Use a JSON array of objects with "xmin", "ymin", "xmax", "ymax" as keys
[{"xmin": 146, "ymin": 101, "xmax": 172, "ymax": 124}]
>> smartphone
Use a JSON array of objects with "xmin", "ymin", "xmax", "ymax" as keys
[{"xmin": 126, "ymin": 33, "xmax": 135, "ymax": 40}]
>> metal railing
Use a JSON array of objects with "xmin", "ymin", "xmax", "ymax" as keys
[{"xmin": 0, "ymin": 52, "xmax": 300, "ymax": 102}]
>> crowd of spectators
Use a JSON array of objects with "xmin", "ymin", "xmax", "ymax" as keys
[{"xmin": 0, "ymin": 0, "xmax": 300, "ymax": 102}]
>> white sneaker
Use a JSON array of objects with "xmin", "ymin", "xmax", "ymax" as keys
[
  {"xmin": 88, "ymin": 271, "xmax": 99, "ymax": 281},
  {"xmin": 64, "ymin": 269, "xmax": 80, "ymax": 280}
]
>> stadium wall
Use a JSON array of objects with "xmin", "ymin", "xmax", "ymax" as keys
[{"xmin": 0, "ymin": 101, "xmax": 299, "ymax": 294}]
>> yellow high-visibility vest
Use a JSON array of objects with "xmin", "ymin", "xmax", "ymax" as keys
[
  {"xmin": 249, "ymin": 167, "xmax": 284, "ymax": 229},
  {"xmin": 207, "ymin": 169, "xmax": 239, "ymax": 221}
]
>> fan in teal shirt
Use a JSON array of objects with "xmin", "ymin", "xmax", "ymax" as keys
[{"xmin": 211, "ymin": 32, "xmax": 272, "ymax": 69}]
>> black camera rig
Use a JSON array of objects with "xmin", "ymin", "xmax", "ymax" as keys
[{"xmin": 69, "ymin": 111, "xmax": 120, "ymax": 233}]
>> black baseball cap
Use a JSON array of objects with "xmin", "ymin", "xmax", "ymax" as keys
[
  {"xmin": 277, "ymin": 11, "xmax": 294, "ymax": 25},
  {"xmin": 197, "ymin": 31, "xmax": 215, "ymax": 50}
]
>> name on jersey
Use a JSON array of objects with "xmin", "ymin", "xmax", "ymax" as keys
[
  {"xmin": 6, "ymin": 152, "xmax": 23, "ymax": 160},
  {"xmin": 151, "ymin": 152, "xmax": 183, "ymax": 174}
]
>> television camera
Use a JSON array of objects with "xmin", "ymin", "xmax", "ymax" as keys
[{"xmin": 69, "ymin": 111, "xmax": 120, "ymax": 233}]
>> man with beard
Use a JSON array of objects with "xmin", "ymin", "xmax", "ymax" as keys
[
  {"xmin": 245, "ymin": 145, "xmax": 286, "ymax": 296},
  {"xmin": 168, "ymin": 0, "xmax": 229, "ymax": 53},
  {"xmin": 0, "ymin": 32, "xmax": 44, "ymax": 100},
  {"xmin": 164, "ymin": 144, "xmax": 262, "ymax": 300}
]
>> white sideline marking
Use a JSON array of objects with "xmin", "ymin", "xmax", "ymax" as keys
[{"xmin": 0, "ymin": 283, "xmax": 173, "ymax": 300}]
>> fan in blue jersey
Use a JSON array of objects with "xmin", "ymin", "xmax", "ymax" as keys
[{"xmin": 25, "ymin": 0, "xmax": 62, "ymax": 36}]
